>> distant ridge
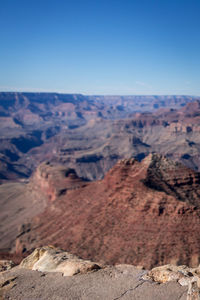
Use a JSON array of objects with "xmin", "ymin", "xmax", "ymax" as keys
[{"xmin": 0, "ymin": 92, "xmax": 199, "ymax": 182}]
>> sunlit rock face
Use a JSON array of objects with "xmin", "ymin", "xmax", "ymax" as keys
[
  {"xmin": 20, "ymin": 246, "xmax": 101, "ymax": 276},
  {"xmin": 15, "ymin": 154, "xmax": 200, "ymax": 269}
]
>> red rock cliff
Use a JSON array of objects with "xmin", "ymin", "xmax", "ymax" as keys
[{"xmin": 16, "ymin": 154, "xmax": 200, "ymax": 269}]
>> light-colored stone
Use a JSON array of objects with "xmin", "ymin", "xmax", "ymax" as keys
[
  {"xmin": 20, "ymin": 246, "xmax": 101, "ymax": 276},
  {"xmin": 143, "ymin": 264, "xmax": 200, "ymax": 300},
  {"xmin": 179, "ymin": 277, "xmax": 191, "ymax": 286},
  {"xmin": 143, "ymin": 264, "xmax": 197, "ymax": 283}
]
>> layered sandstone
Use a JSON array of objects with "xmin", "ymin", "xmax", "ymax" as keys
[
  {"xmin": 15, "ymin": 154, "xmax": 200, "ymax": 269},
  {"xmin": 29, "ymin": 162, "xmax": 86, "ymax": 201}
]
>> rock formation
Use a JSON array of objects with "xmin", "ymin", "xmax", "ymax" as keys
[
  {"xmin": 14, "ymin": 154, "xmax": 200, "ymax": 269},
  {"xmin": 20, "ymin": 246, "xmax": 101, "ymax": 276},
  {"xmin": 1, "ymin": 92, "xmax": 200, "ymax": 182}
]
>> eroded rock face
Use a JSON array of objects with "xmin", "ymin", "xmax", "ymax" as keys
[
  {"xmin": 29, "ymin": 162, "xmax": 86, "ymax": 202},
  {"xmin": 20, "ymin": 246, "xmax": 101, "ymax": 276},
  {"xmin": 1, "ymin": 93, "xmax": 200, "ymax": 183},
  {"xmin": 15, "ymin": 154, "xmax": 200, "ymax": 269},
  {"xmin": 142, "ymin": 154, "xmax": 200, "ymax": 207}
]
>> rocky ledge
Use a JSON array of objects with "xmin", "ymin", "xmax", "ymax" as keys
[{"xmin": 1, "ymin": 246, "xmax": 200, "ymax": 300}]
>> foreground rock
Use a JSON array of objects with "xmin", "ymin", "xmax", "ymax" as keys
[
  {"xmin": 0, "ymin": 248, "xmax": 190, "ymax": 300},
  {"xmin": 20, "ymin": 246, "xmax": 101, "ymax": 276},
  {"xmin": 144, "ymin": 265, "xmax": 200, "ymax": 300}
]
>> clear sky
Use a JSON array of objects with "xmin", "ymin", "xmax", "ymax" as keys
[{"xmin": 0, "ymin": 0, "xmax": 200, "ymax": 95}]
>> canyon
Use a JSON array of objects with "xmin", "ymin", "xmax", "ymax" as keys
[
  {"xmin": 1, "ymin": 92, "xmax": 200, "ymax": 182},
  {"xmin": 1, "ymin": 93, "xmax": 200, "ymax": 283},
  {"xmin": 1, "ymin": 154, "xmax": 200, "ymax": 270}
]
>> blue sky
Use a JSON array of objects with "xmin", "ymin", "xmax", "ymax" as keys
[{"xmin": 0, "ymin": 0, "xmax": 200, "ymax": 95}]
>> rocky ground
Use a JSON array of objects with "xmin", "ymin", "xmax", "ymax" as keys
[{"xmin": 1, "ymin": 246, "xmax": 198, "ymax": 300}]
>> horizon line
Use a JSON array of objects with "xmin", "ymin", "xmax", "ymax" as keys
[{"xmin": 0, "ymin": 91, "xmax": 200, "ymax": 97}]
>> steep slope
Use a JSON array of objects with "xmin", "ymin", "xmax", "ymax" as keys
[
  {"xmin": 15, "ymin": 155, "xmax": 200, "ymax": 269},
  {"xmin": 0, "ymin": 182, "xmax": 47, "ymax": 251}
]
